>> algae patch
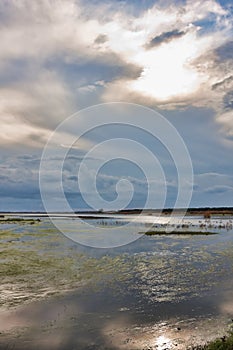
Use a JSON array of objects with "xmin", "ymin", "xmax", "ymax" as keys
[{"xmin": 0, "ymin": 224, "xmax": 138, "ymax": 309}]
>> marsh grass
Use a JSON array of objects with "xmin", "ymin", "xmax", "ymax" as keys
[
  {"xmin": 193, "ymin": 331, "xmax": 233, "ymax": 350},
  {"xmin": 0, "ymin": 218, "xmax": 40, "ymax": 225}
]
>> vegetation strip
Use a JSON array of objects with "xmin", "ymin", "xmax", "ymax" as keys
[
  {"xmin": 0, "ymin": 218, "xmax": 41, "ymax": 224},
  {"xmin": 192, "ymin": 331, "xmax": 233, "ymax": 349},
  {"xmin": 142, "ymin": 230, "xmax": 218, "ymax": 235}
]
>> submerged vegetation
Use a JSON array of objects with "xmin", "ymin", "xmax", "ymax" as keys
[
  {"xmin": 0, "ymin": 226, "xmax": 138, "ymax": 308},
  {"xmin": 0, "ymin": 220, "xmax": 232, "ymax": 311},
  {"xmin": 0, "ymin": 217, "xmax": 41, "ymax": 225}
]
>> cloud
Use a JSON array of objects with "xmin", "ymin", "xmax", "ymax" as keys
[
  {"xmin": 215, "ymin": 40, "xmax": 233, "ymax": 61},
  {"xmin": 0, "ymin": 0, "xmax": 232, "ymax": 212},
  {"xmin": 0, "ymin": 0, "xmax": 101, "ymax": 62},
  {"xmin": 104, "ymin": 24, "xmax": 229, "ymax": 107},
  {"xmin": 0, "ymin": 0, "xmax": 145, "ymax": 148},
  {"xmin": 223, "ymin": 90, "xmax": 233, "ymax": 110},
  {"xmin": 0, "ymin": 66, "xmax": 76, "ymax": 146},
  {"xmin": 99, "ymin": 0, "xmax": 233, "ymax": 136},
  {"xmin": 194, "ymin": 172, "xmax": 233, "ymax": 190},
  {"xmin": 0, "ymin": 154, "xmax": 41, "ymax": 205},
  {"xmin": 190, "ymin": 171, "xmax": 233, "ymax": 206},
  {"xmin": 203, "ymin": 185, "xmax": 233, "ymax": 194},
  {"xmin": 146, "ymin": 29, "xmax": 186, "ymax": 48},
  {"xmin": 94, "ymin": 34, "xmax": 108, "ymax": 44},
  {"xmin": 212, "ymin": 75, "xmax": 233, "ymax": 91}
]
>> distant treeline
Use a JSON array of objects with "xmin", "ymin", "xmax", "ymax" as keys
[
  {"xmin": 116, "ymin": 207, "xmax": 233, "ymax": 215},
  {"xmin": 1, "ymin": 207, "xmax": 233, "ymax": 216}
]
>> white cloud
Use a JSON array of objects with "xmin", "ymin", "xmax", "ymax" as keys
[
  {"xmin": 102, "ymin": 1, "xmax": 231, "ymax": 106},
  {"xmin": 0, "ymin": 68, "xmax": 76, "ymax": 146},
  {"xmin": 0, "ymin": 0, "xmax": 232, "ymax": 147},
  {"xmin": 0, "ymin": 114, "xmax": 50, "ymax": 147},
  {"xmin": 194, "ymin": 172, "xmax": 233, "ymax": 189},
  {"xmin": 216, "ymin": 110, "xmax": 233, "ymax": 136},
  {"xmin": 99, "ymin": 1, "xmax": 233, "ymax": 138},
  {"xmin": 0, "ymin": 0, "xmax": 103, "ymax": 62}
]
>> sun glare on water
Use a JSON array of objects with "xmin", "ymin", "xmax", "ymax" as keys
[{"xmin": 155, "ymin": 334, "xmax": 173, "ymax": 350}]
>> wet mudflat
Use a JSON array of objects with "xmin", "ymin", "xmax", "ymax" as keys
[{"xmin": 0, "ymin": 216, "xmax": 233, "ymax": 349}]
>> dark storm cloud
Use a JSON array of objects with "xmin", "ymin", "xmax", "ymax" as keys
[
  {"xmin": 94, "ymin": 34, "xmax": 108, "ymax": 44},
  {"xmin": 67, "ymin": 175, "xmax": 78, "ymax": 181},
  {"xmin": 223, "ymin": 90, "xmax": 233, "ymax": 110},
  {"xmin": 46, "ymin": 53, "xmax": 142, "ymax": 88},
  {"xmin": 146, "ymin": 29, "xmax": 186, "ymax": 48},
  {"xmin": 215, "ymin": 40, "xmax": 233, "ymax": 61},
  {"xmin": 212, "ymin": 76, "xmax": 233, "ymax": 91}
]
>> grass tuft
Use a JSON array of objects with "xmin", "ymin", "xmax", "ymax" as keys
[{"xmin": 193, "ymin": 332, "xmax": 233, "ymax": 350}]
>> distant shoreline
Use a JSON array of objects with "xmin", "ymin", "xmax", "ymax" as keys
[{"xmin": 1, "ymin": 207, "xmax": 233, "ymax": 216}]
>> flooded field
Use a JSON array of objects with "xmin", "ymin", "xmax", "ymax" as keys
[{"xmin": 0, "ymin": 215, "xmax": 233, "ymax": 349}]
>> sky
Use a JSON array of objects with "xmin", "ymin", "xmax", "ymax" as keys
[{"xmin": 0, "ymin": 0, "xmax": 233, "ymax": 211}]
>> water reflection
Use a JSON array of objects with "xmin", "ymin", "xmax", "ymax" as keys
[
  {"xmin": 0, "ymin": 217, "xmax": 233, "ymax": 349},
  {"xmin": 155, "ymin": 335, "xmax": 173, "ymax": 350}
]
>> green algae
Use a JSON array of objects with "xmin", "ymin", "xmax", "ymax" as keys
[
  {"xmin": 0, "ymin": 220, "xmax": 233, "ymax": 310},
  {"xmin": 0, "ymin": 225, "xmax": 138, "ymax": 308}
]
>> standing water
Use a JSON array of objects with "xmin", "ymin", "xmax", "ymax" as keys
[{"xmin": 0, "ymin": 214, "xmax": 233, "ymax": 349}]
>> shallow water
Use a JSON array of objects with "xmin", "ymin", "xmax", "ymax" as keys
[{"xmin": 0, "ymin": 216, "xmax": 233, "ymax": 349}]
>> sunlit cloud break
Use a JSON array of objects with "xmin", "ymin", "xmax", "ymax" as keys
[{"xmin": 0, "ymin": 0, "xmax": 232, "ymax": 147}]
